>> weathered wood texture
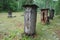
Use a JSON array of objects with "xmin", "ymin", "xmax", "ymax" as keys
[
  {"xmin": 49, "ymin": 9, "xmax": 54, "ymax": 19},
  {"xmin": 23, "ymin": 5, "xmax": 38, "ymax": 35},
  {"xmin": 46, "ymin": 16, "xmax": 50, "ymax": 24},
  {"xmin": 41, "ymin": 9, "xmax": 49, "ymax": 24}
]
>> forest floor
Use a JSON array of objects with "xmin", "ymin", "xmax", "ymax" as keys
[{"xmin": 0, "ymin": 12, "xmax": 60, "ymax": 40}]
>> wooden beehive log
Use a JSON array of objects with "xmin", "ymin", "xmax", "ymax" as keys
[
  {"xmin": 41, "ymin": 9, "xmax": 49, "ymax": 24},
  {"xmin": 49, "ymin": 9, "xmax": 54, "ymax": 19},
  {"xmin": 23, "ymin": 4, "xmax": 38, "ymax": 35},
  {"xmin": 8, "ymin": 10, "xmax": 12, "ymax": 18}
]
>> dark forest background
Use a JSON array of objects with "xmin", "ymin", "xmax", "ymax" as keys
[{"xmin": 0, "ymin": 0, "xmax": 60, "ymax": 14}]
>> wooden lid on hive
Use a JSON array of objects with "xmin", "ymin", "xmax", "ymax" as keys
[
  {"xmin": 51, "ymin": 9, "xmax": 54, "ymax": 11},
  {"xmin": 41, "ymin": 9, "xmax": 49, "ymax": 11},
  {"xmin": 23, "ymin": 4, "xmax": 38, "ymax": 8}
]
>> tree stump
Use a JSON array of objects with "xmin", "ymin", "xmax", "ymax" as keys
[
  {"xmin": 23, "ymin": 5, "xmax": 38, "ymax": 36},
  {"xmin": 49, "ymin": 9, "xmax": 54, "ymax": 19},
  {"xmin": 41, "ymin": 9, "xmax": 49, "ymax": 24}
]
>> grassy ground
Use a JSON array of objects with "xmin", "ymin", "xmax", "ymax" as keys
[{"xmin": 0, "ymin": 12, "xmax": 60, "ymax": 40}]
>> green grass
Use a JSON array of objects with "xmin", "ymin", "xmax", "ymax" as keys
[{"xmin": 0, "ymin": 12, "xmax": 60, "ymax": 40}]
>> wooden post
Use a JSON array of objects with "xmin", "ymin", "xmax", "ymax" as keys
[
  {"xmin": 23, "ymin": 5, "xmax": 38, "ymax": 35},
  {"xmin": 41, "ymin": 9, "xmax": 49, "ymax": 24},
  {"xmin": 49, "ymin": 9, "xmax": 54, "ymax": 19}
]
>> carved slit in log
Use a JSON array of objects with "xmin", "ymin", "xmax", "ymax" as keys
[
  {"xmin": 43, "ymin": 12, "xmax": 45, "ymax": 22},
  {"xmin": 23, "ymin": 5, "xmax": 38, "ymax": 35}
]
